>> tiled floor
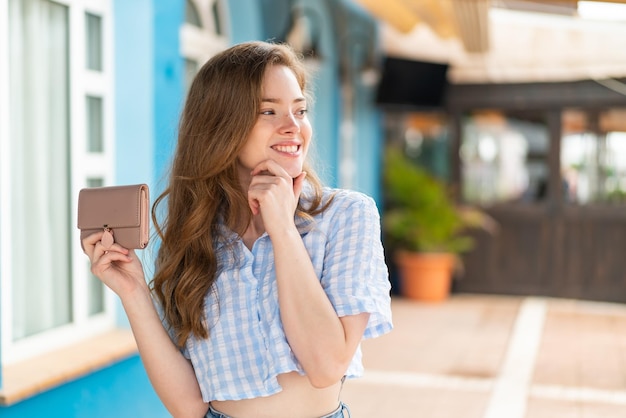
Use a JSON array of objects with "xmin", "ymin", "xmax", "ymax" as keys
[{"xmin": 342, "ymin": 295, "xmax": 626, "ymax": 418}]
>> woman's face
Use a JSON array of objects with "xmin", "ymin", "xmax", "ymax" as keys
[{"xmin": 237, "ymin": 65, "xmax": 312, "ymax": 182}]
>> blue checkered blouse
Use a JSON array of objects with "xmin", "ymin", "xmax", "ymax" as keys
[{"xmin": 173, "ymin": 187, "xmax": 393, "ymax": 402}]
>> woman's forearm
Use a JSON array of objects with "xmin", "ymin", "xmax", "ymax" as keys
[
  {"xmin": 271, "ymin": 226, "xmax": 368, "ymax": 388},
  {"xmin": 121, "ymin": 289, "xmax": 208, "ymax": 418}
]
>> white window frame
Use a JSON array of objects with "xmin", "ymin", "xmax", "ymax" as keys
[
  {"xmin": 180, "ymin": 0, "xmax": 230, "ymax": 69},
  {"xmin": 0, "ymin": 0, "xmax": 116, "ymax": 364}
]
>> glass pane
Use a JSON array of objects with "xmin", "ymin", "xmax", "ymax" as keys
[
  {"xmin": 402, "ymin": 113, "xmax": 450, "ymax": 180},
  {"xmin": 561, "ymin": 108, "xmax": 626, "ymax": 204},
  {"xmin": 460, "ymin": 110, "xmax": 549, "ymax": 205},
  {"xmin": 9, "ymin": 0, "xmax": 72, "ymax": 340},
  {"xmin": 88, "ymin": 269, "xmax": 105, "ymax": 315},
  {"xmin": 185, "ymin": 0, "xmax": 202, "ymax": 27},
  {"xmin": 184, "ymin": 58, "xmax": 199, "ymax": 96},
  {"xmin": 87, "ymin": 177, "xmax": 104, "ymax": 188},
  {"xmin": 85, "ymin": 12, "xmax": 102, "ymax": 71},
  {"xmin": 382, "ymin": 112, "xmax": 450, "ymax": 181},
  {"xmin": 212, "ymin": 1, "xmax": 222, "ymax": 35},
  {"xmin": 86, "ymin": 177, "xmax": 105, "ymax": 315},
  {"xmin": 86, "ymin": 95, "xmax": 103, "ymax": 152}
]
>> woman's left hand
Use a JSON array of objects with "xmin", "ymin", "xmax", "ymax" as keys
[{"xmin": 248, "ymin": 159, "xmax": 306, "ymax": 233}]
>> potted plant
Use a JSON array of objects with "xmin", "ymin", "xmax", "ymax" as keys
[{"xmin": 383, "ymin": 147, "xmax": 496, "ymax": 302}]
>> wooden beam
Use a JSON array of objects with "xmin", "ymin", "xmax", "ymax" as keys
[
  {"xmin": 450, "ymin": 0, "xmax": 491, "ymax": 53},
  {"xmin": 352, "ymin": 0, "xmax": 421, "ymax": 33},
  {"xmin": 578, "ymin": 0, "xmax": 626, "ymax": 3},
  {"xmin": 399, "ymin": 0, "xmax": 458, "ymax": 38}
]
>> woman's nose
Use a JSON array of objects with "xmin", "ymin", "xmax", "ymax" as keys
[{"xmin": 280, "ymin": 113, "xmax": 300, "ymax": 133}]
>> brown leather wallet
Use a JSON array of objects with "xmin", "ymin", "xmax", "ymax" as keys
[{"xmin": 77, "ymin": 184, "xmax": 150, "ymax": 249}]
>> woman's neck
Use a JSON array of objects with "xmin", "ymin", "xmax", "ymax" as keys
[{"xmin": 241, "ymin": 214, "xmax": 265, "ymax": 250}]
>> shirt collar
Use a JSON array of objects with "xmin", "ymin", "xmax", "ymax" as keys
[{"xmin": 214, "ymin": 209, "xmax": 315, "ymax": 251}]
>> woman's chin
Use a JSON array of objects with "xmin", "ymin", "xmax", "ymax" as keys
[{"xmin": 282, "ymin": 164, "xmax": 304, "ymax": 179}]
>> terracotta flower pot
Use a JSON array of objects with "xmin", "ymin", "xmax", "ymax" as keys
[{"xmin": 394, "ymin": 251, "xmax": 456, "ymax": 302}]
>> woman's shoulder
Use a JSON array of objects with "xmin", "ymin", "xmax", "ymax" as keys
[
  {"xmin": 321, "ymin": 187, "xmax": 378, "ymax": 211},
  {"xmin": 299, "ymin": 185, "xmax": 380, "ymax": 227}
]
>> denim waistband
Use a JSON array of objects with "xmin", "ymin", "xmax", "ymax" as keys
[{"xmin": 207, "ymin": 402, "xmax": 351, "ymax": 418}]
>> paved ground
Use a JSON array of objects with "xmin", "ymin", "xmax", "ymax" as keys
[{"xmin": 342, "ymin": 294, "xmax": 626, "ymax": 418}]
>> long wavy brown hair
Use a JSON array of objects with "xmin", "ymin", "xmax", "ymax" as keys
[{"xmin": 151, "ymin": 41, "xmax": 332, "ymax": 348}]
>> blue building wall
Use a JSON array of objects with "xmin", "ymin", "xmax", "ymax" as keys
[
  {"xmin": 114, "ymin": 0, "xmax": 158, "ymax": 329},
  {"xmin": 227, "ymin": 0, "xmax": 263, "ymax": 44},
  {"xmin": 115, "ymin": 0, "xmax": 155, "ymax": 188},
  {"xmin": 0, "ymin": 0, "xmax": 385, "ymax": 415},
  {"xmin": 292, "ymin": 0, "xmax": 343, "ymax": 188},
  {"xmin": 0, "ymin": 357, "xmax": 166, "ymax": 418},
  {"xmin": 153, "ymin": 0, "xmax": 185, "ymax": 193},
  {"xmin": 335, "ymin": 0, "xmax": 384, "ymax": 203}
]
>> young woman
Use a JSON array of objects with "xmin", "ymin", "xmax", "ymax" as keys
[{"xmin": 83, "ymin": 41, "xmax": 392, "ymax": 418}]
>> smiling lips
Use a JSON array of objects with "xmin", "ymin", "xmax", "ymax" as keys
[{"xmin": 272, "ymin": 144, "xmax": 300, "ymax": 154}]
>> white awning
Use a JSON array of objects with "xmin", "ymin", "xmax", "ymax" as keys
[{"xmin": 353, "ymin": 0, "xmax": 626, "ymax": 84}]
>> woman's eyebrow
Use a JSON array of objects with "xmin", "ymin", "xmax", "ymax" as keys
[{"xmin": 260, "ymin": 97, "xmax": 307, "ymax": 104}]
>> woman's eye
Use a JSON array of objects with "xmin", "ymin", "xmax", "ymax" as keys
[{"xmin": 259, "ymin": 109, "xmax": 307, "ymax": 117}]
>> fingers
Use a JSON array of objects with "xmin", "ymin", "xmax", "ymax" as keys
[
  {"xmin": 82, "ymin": 231, "xmax": 105, "ymax": 257},
  {"xmin": 94, "ymin": 241, "xmax": 129, "ymax": 259},
  {"xmin": 82, "ymin": 230, "xmax": 129, "ymax": 262},
  {"xmin": 249, "ymin": 196, "xmax": 260, "ymax": 215},
  {"xmin": 250, "ymin": 160, "xmax": 290, "ymax": 180},
  {"xmin": 249, "ymin": 162, "xmax": 297, "ymax": 207},
  {"xmin": 89, "ymin": 243, "xmax": 135, "ymax": 286},
  {"xmin": 293, "ymin": 171, "xmax": 307, "ymax": 199},
  {"xmin": 82, "ymin": 231, "xmax": 143, "ymax": 297},
  {"xmin": 247, "ymin": 161, "xmax": 309, "ymax": 227}
]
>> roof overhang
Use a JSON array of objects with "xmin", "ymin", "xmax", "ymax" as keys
[{"xmin": 352, "ymin": 0, "xmax": 626, "ymax": 83}]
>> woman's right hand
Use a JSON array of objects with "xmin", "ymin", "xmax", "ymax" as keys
[
  {"xmin": 83, "ymin": 231, "xmax": 209, "ymax": 417},
  {"xmin": 82, "ymin": 230, "xmax": 148, "ymax": 297}
]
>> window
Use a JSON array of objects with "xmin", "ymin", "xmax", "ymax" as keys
[
  {"xmin": 0, "ymin": 0, "xmax": 114, "ymax": 363},
  {"xmin": 382, "ymin": 112, "xmax": 451, "ymax": 180},
  {"xmin": 561, "ymin": 108, "xmax": 626, "ymax": 204},
  {"xmin": 460, "ymin": 110, "xmax": 550, "ymax": 205},
  {"xmin": 180, "ymin": 0, "xmax": 229, "ymax": 94}
]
